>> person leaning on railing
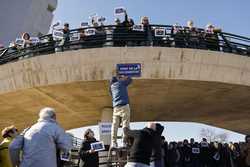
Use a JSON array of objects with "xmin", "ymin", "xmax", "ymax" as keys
[
  {"xmin": 172, "ymin": 23, "xmax": 186, "ymax": 48},
  {"xmin": 21, "ymin": 32, "xmax": 32, "ymax": 48},
  {"xmin": 141, "ymin": 16, "xmax": 152, "ymax": 46},
  {"xmin": 184, "ymin": 20, "xmax": 200, "ymax": 49},
  {"xmin": 203, "ymin": 24, "xmax": 220, "ymax": 51}
]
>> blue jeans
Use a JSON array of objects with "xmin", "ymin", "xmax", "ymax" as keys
[{"xmin": 125, "ymin": 162, "xmax": 150, "ymax": 167}]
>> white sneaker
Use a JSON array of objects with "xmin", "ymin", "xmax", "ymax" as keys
[{"xmin": 110, "ymin": 142, "xmax": 118, "ymax": 149}]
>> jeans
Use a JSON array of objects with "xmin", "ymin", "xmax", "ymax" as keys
[{"xmin": 125, "ymin": 162, "xmax": 150, "ymax": 167}]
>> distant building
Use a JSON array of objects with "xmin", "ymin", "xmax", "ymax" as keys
[{"xmin": 0, "ymin": 0, "xmax": 58, "ymax": 46}]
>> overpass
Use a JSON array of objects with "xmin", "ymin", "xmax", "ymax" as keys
[
  {"xmin": 0, "ymin": 24, "xmax": 250, "ymax": 135},
  {"xmin": 1, "ymin": 47, "xmax": 250, "ymax": 134}
]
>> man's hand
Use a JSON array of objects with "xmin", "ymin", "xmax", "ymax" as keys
[{"xmin": 88, "ymin": 149, "xmax": 95, "ymax": 154}]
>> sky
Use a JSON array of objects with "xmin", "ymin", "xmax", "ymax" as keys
[
  {"xmin": 52, "ymin": 0, "xmax": 250, "ymax": 37},
  {"xmin": 53, "ymin": 0, "xmax": 248, "ymax": 142},
  {"xmin": 68, "ymin": 121, "xmax": 245, "ymax": 143}
]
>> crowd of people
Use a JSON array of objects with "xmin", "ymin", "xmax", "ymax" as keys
[
  {"xmin": 2, "ymin": 8, "xmax": 248, "ymax": 63},
  {"xmin": 160, "ymin": 136, "xmax": 250, "ymax": 167}
]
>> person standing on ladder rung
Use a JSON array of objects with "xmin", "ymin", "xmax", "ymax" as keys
[{"xmin": 109, "ymin": 74, "xmax": 132, "ymax": 148}]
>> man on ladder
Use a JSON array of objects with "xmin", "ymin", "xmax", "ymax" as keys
[{"xmin": 109, "ymin": 74, "xmax": 132, "ymax": 148}]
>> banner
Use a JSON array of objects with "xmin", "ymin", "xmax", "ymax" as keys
[{"xmin": 117, "ymin": 63, "xmax": 142, "ymax": 77}]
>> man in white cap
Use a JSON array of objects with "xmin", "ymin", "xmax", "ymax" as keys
[{"xmin": 9, "ymin": 107, "xmax": 72, "ymax": 167}]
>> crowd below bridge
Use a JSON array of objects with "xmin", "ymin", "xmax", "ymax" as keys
[
  {"xmin": 0, "ymin": 9, "xmax": 250, "ymax": 64},
  {"xmin": 0, "ymin": 108, "xmax": 250, "ymax": 167}
]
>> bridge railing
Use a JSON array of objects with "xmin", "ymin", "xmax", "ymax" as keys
[{"xmin": 0, "ymin": 24, "xmax": 249, "ymax": 65}]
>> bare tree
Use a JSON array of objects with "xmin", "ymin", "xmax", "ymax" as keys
[{"xmin": 200, "ymin": 128, "xmax": 229, "ymax": 142}]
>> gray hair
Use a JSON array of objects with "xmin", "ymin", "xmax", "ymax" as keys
[{"xmin": 39, "ymin": 107, "xmax": 56, "ymax": 121}]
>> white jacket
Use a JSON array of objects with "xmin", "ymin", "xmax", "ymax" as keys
[{"xmin": 9, "ymin": 118, "xmax": 72, "ymax": 167}]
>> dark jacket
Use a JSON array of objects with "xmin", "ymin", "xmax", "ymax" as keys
[
  {"xmin": 79, "ymin": 138, "xmax": 99, "ymax": 167},
  {"xmin": 151, "ymin": 123, "xmax": 164, "ymax": 161},
  {"xmin": 124, "ymin": 127, "xmax": 155, "ymax": 165},
  {"xmin": 110, "ymin": 76, "xmax": 132, "ymax": 107}
]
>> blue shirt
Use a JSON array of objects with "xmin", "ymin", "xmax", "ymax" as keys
[{"xmin": 110, "ymin": 76, "xmax": 132, "ymax": 107}]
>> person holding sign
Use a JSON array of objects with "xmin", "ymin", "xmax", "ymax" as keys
[
  {"xmin": 110, "ymin": 74, "xmax": 132, "ymax": 148},
  {"xmin": 79, "ymin": 129, "xmax": 99, "ymax": 167}
]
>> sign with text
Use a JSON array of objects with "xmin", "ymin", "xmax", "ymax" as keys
[
  {"xmin": 155, "ymin": 28, "xmax": 166, "ymax": 37},
  {"xmin": 117, "ymin": 63, "xmax": 141, "ymax": 77},
  {"xmin": 99, "ymin": 122, "xmax": 112, "ymax": 135},
  {"xmin": 30, "ymin": 37, "xmax": 40, "ymax": 44},
  {"xmin": 52, "ymin": 30, "xmax": 64, "ymax": 40},
  {"xmin": 69, "ymin": 33, "xmax": 80, "ymax": 41},
  {"xmin": 114, "ymin": 7, "xmax": 126, "ymax": 15},
  {"xmin": 85, "ymin": 28, "xmax": 96, "ymax": 36},
  {"xmin": 133, "ymin": 24, "xmax": 144, "ymax": 32},
  {"xmin": 80, "ymin": 22, "xmax": 89, "ymax": 28}
]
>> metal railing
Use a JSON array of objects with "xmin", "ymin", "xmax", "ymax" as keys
[{"xmin": 0, "ymin": 24, "xmax": 249, "ymax": 65}]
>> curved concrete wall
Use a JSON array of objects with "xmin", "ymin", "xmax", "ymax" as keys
[
  {"xmin": 0, "ymin": 47, "xmax": 249, "ymax": 94},
  {"xmin": 1, "ymin": 47, "xmax": 250, "ymax": 134}
]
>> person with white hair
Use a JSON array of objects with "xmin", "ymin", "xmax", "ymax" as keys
[
  {"xmin": 123, "ymin": 122, "xmax": 156, "ymax": 167},
  {"xmin": 9, "ymin": 107, "xmax": 72, "ymax": 167}
]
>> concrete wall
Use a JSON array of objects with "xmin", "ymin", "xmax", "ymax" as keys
[{"xmin": 0, "ymin": 47, "xmax": 249, "ymax": 94}]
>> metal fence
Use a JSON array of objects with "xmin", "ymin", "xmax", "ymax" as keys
[{"xmin": 0, "ymin": 24, "xmax": 249, "ymax": 65}]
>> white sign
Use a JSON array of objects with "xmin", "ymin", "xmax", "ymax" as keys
[
  {"xmin": 69, "ymin": 33, "xmax": 80, "ymax": 41},
  {"xmin": 15, "ymin": 38, "xmax": 25, "ymax": 46},
  {"xmin": 81, "ymin": 22, "xmax": 89, "ymax": 28},
  {"xmin": 52, "ymin": 30, "xmax": 64, "ymax": 40},
  {"xmin": 133, "ymin": 24, "xmax": 144, "ymax": 32},
  {"xmin": 155, "ymin": 28, "xmax": 166, "ymax": 37},
  {"xmin": 99, "ymin": 122, "xmax": 112, "ymax": 135},
  {"xmin": 192, "ymin": 148, "xmax": 200, "ymax": 154},
  {"xmin": 114, "ymin": 7, "xmax": 126, "ymax": 15},
  {"xmin": 98, "ymin": 16, "xmax": 106, "ymax": 23},
  {"xmin": 85, "ymin": 28, "xmax": 96, "ymax": 36},
  {"xmin": 90, "ymin": 141, "xmax": 105, "ymax": 151},
  {"xmin": 60, "ymin": 151, "xmax": 71, "ymax": 161},
  {"xmin": 30, "ymin": 37, "xmax": 40, "ymax": 44}
]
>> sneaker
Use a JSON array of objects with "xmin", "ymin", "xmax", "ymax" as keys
[{"xmin": 110, "ymin": 142, "xmax": 118, "ymax": 149}]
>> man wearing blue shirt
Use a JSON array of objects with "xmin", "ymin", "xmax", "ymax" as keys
[{"xmin": 110, "ymin": 75, "xmax": 132, "ymax": 148}]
